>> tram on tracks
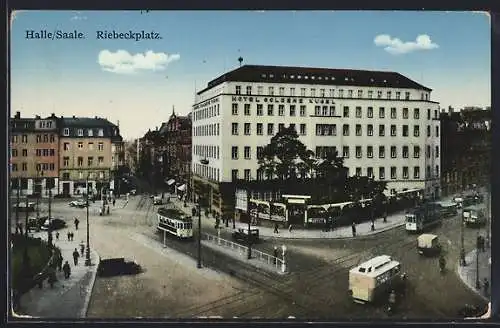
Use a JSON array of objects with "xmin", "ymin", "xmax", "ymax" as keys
[
  {"xmin": 156, "ymin": 207, "xmax": 193, "ymax": 239},
  {"xmin": 348, "ymin": 255, "xmax": 404, "ymax": 304},
  {"xmin": 405, "ymin": 202, "xmax": 442, "ymax": 233}
]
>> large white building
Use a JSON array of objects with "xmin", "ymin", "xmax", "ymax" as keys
[{"xmin": 191, "ymin": 65, "xmax": 441, "ymax": 216}]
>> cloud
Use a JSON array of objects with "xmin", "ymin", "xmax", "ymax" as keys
[
  {"xmin": 98, "ymin": 50, "xmax": 180, "ymax": 74},
  {"xmin": 11, "ymin": 10, "xmax": 23, "ymax": 27},
  {"xmin": 374, "ymin": 34, "xmax": 439, "ymax": 55},
  {"xmin": 70, "ymin": 11, "xmax": 87, "ymax": 21}
]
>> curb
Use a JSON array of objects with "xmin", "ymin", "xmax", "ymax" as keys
[
  {"xmin": 79, "ymin": 248, "xmax": 101, "ymax": 318},
  {"xmin": 456, "ymin": 251, "xmax": 490, "ymax": 303},
  {"xmin": 259, "ymin": 222, "xmax": 406, "ymax": 241}
]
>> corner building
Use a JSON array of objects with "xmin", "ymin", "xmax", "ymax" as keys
[{"xmin": 192, "ymin": 65, "xmax": 441, "ymax": 218}]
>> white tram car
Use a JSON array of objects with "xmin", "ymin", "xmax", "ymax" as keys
[
  {"xmin": 405, "ymin": 203, "xmax": 442, "ymax": 233},
  {"xmin": 348, "ymin": 255, "xmax": 403, "ymax": 304},
  {"xmin": 156, "ymin": 207, "xmax": 193, "ymax": 239}
]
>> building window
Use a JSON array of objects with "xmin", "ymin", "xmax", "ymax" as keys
[
  {"xmin": 88, "ymin": 142, "xmax": 94, "ymax": 150},
  {"xmin": 290, "ymin": 88, "xmax": 295, "ymax": 96},
  {"xmin": 246, "ymin": 86, "xmax": 252, "ymax": 95},
  {"xmin": 435, "ymin": 126, "xmax": 439, "ymax": 137},
  {"xmin": 390, "ymin": 166, "xmax": 397, "ymax": 179},
  {"xmin": 366, "ymin": 167, "xmax": 373, "ymax": 178},
  {"xmin": 414, "ymin": 125, "xmax": 420, "ymax": 137},
  {"xmin": 88, "ymin": 129, "xmax": 93, "ymax": 137},
  {"xmin": 88, "ymin": 157, "xmax": 94, "ymax": 166},
  {"xmin": 269, "ymin": 87, "xmax": 274, "ymax": 95},
  {"xmin": 402, "ymin": 146, "xmax": 409, "ymax": 158},
  {"xmin": 434, "ymin": 110, "xmax": 438, "ymax": 119},
  {"xmin": 257, "ymin": 86, "xmax": 263, "ymax": 95},
  {"xmin": 244, "ymin": 104, "xmax": 250, "ymax": 115},
  {"xmin": 279, "ymin": 123, "xmax": 285, "ymax": 132},
  {"xmin": 77, "ymin": 157, "xmax": 83, "ymax": 167},
  {"xmin": 348, "ymin": 90, "xmax": 353, "ymax": 98},
  {"xmin": 22, "ymin": 163, "xmax": 27, "ymax": 171},
  {"xmin": 98, "ymin": 142, "xmax": 104, "ymax": 151},
  {"xmin": 278, "ymin": 105, "xmax": 285, "ymax": 116},
  {"xmin": 368, "ymin": 91, "xmax": 373, "ymax": 99},
  {"xmin": 367, "ymin": 124, "xmax": 373, "ymax": 136},
  {"xmin": 367, "ymin": 107, "xmax": 373, "ymax": 118},
  {"xmin": 256, "ymin": 104, "xmax": 263, "ymax": 116},
  {"xmin": 244, "ymin": 146, "xmax": 251, "ymax": 159},
  {"xmin": 236, "ymin": 85, "xmax": 241, "ymax": 95},
  {"xmin": 12, "ymin": 149, "xmax": 18, "ymax": 157},
  {"xmin": 231, "ymin": 169, "xmax": 238, "ymax": 181},
  {"xmin": 63, "ymin": 128, "xmax": 70, "ymax": 136},
  {"xmin": 343, "ymin": 106, "xmax": 349, "ymax": 117},
  {"xmin": 290, "ymin": 105, "xmax": 296, "ymax": 116},
  {"xmin": 390, "ymin": 125, "xmax": 396, "ymax": 137},
  {"xmin": 402, "ymin": 125, "xmax": 409, "ymax": 137},
  {"xmin": 322, "ymin": 106, "xmax": 328, "ymax": 116},
  {"xmin": 232, "ymin": 123, "xmax": 238, "ymax": 135},
  {"xmin": 414, "ymin": 166, "xmax": 420, "ymax": 179},
  {"xmin": 403, "ymin": 166, "xmax": 409, "ymax": 179},
  {"xmin": 390, "ymin": 107, "xmax": 397, "ymax": 119},
  {"xmin": 36, "ymin": 135, "xmax": 41, "ymax": 143},
  {"xmin": 21, "ymin": 149, "xmax": 27, "ymax": 156},
  {"xmin": 391, "ymin": 146, "xmax": 397, "ymax": 158},
  {"xmin": 355, "ymin": 124, "xmax": 362, "ymax": 136},
  {"xmin": 357, "ymin": 90, "xmax": 363, "ymax": 98},
  {"xmin": 367, "ymin": 146, "xmax": 373, "ymax": 158},
  {"xmin": 435, "ymin": 165, "xmax": 440, "ymax": 177},
  {"xmin": 342, "ymin": 124, "xmax": 349, "ymax": 136},
  {"xmin": 427, "ymin": 109, "xmax": 431, "ymax": 120},
  {"xmin": 244, "ymin": 123, "xmax": 251, "ymax": 135},
  {"xmin": 379, "ymin": 125, "xmax": 385, "ymax": 137},
  {"xmin": 355, "ymin": 106, "xmax": 362, "ymax": 118},
  {"xmin": 244, "ymin": 169, "xmax": 251, "ymax": 181},
  {"xmin": 256, "ymin": 123, "xmax": 263, "ymax": 135},
  {"xmin": 355, "ymin": 146, "xmax": 362, "ymax": 158},
  {"xmin": 98, "ymin": 129, "xmax": 104, "ymax": 137},
  {"xmin": 300, "ymin": 88, "xmax": 306, "ymax": 97},
  {"xmin": 63, "ymin": 157, "xmax": 69, "ymax": 167},
  {"xmin": 356, "ymin": 167, "xmax": 362, "ymax": 176},
  {"xmin": 403, "ymin": 108, "xmax": 409, "ymax": 119},
  {"xmin": 426, "ymin": 145, "xmax": 431, "ymax": 158},
  {"xmin": 299, "ymin": 124, "xmax": 306, "ymax": 135},
  {"xmin": 377, "ymin": 91, "xmax": 382, "ymax": 99},
  {"xmin": 414, "ymin": 146, "xmax": 420, "ymax": 158},
  {"xmin": 267, "ymin": 104, "xmax": 274, "ymax": 116},
  {"xmin": 98, "ymin": 156, "xmax": 104, "ymax": 165},
  {"xmin": 379, "ymin": 146, "xmax": 385, "ymax": 158},
  {"xmin": 426, "ymin": 165, "xmax": 431, "ymax": 178},
  {"xmin": 338, "ymin": 89, "xmax": 343, "ymax": 98},
  {"xmin": 231, "ymin": 146, "xmax": 238, "ymax": 160},
  {"xmin": 342, "ymin": 146, "xmax": 349, "ymax": 158},
  {"xmin": 414, "ymin": 108, "xmax": 420, "ymax": 119},
  {"xmin": 315, "ymin": 106, "xmax": 321, "ymax": 116},
  {"xmin": 329, "ymin": 89, "xmax": 335, "ymax": 97},
  {"xmin": 11, "ymin": 163, "xmax": 18, "ymax": 171},
  {"xmin": 435, "ymin": 146, "xmax": 440, "ymax": 158},
  {"xmin": 256, "ymin": 146, "xmax": 264, "ymax": 160},
  {"xmin": 387, "ymin": 91, "xmax": 392, "ymax": 99},
  {"xmin": 232, "ymin": 103, "xmax": 238, "ymax": 115},
  {"xmin": 379, "ymin": 107, "xmax": 385, "ymax": 118},
  {"xmin": 267, "ymin": 123, "xmax": 274, "ymax": 135},
  {"xmin": 300, "ymin": 105, "xmax": 306, "ymax": 116}
]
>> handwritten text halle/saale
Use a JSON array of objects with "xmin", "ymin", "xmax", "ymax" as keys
[{"xmin": 25, "ymin": 30, "xmax": 85, "ymax": 40}]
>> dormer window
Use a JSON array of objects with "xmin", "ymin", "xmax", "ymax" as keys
[
  {"xmin": 63, "ymin": 128, "xmax": 70, "ymax": 136},
  {"xmin": 98, "ymin": 129, "xmax": 104, "ymax": 137},
  {"xmin": 311, "ymin": 76, "xmax": 315, "ymax": 80},
  {"xmin": 383, "ymin": 79, "xmax": 387, "ymax": 83},
  {"xmin": 345, "ymin": 77, "xmax": 349, "ymax": 81},
  {"xmin": 77, "ymin": 129, "xmax": 84, "ymax": 136},
  {"xmin": 304, "ymin": 76, "xmax": 309, "ymax": 80},
  {"xmin": 88, "ymin": 129, "xmax": 93, "ymax": 137},
  {"xmin": 370, "ymin": 78, "xmax": 374, "ymax": 82},
  {"xmin": 297, "ymin": 75, "xmax": 302, "ymax": 79},
  {"xmin": 261, "ymin": 74, "xmax": 267, "ymax": 78},
  {"xmin": 331, "ymin": 77, "xmax": 336, "ymax": 80},
  {"xmin": 318, "ymin": 76, "xmax": 323, "ymax": 80},
  {"xmin": 325, "ymin": 77, "xmax": 329, "ymax": 80},
  {"xmin": 290, "ymin": 75, "xmax": 295, "ymax": 79},
  {"xmin": 269, "ymin": 74, "xmax": 274, "ymax": 78}
]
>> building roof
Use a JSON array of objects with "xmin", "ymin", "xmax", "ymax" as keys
[
  {"xmin": 198, "ymin": 65, "xmax": 432, "ymax": 95},
  {"xmin": 59, "ymin": 116, "xmax": 118, "ymax": 128}
]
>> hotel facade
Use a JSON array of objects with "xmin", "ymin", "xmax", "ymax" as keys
[{"xmin": 191, "ymin": 65, "xmax": 441, "ymax": 217}]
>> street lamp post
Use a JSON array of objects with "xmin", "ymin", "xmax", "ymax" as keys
[
  {"xmin": 475, "ymin": 232, "xmax": 480, "ymax": 289},
  {"xmin": 281, "ymin": 245, "xmax": 287, "ymax": 273},
  {"xmin": 197, "ymin": 196, "xmax": 202, "ymax": 269},
  {"xmin": 247, "ymin": 213, "xmax": 252, "ymax": 260},
  {"xmin": 460, "ymin": 207, "xmax": 466, "ymax": 266},
  {"xmin": 85, "ymin": 174, "xmax": 92, "ymax": 266},
  {"xmin": 485, "ymin": 183, "xmax": 490, "ymax": 248},
  {"xmin": 15, "ymin": 182, "xmax": 20, "ymax": 233},
  {"xmin": 35, "ymin": 171, "xmax": 41, "ymax": 229},
  {"xmin": 47, "ymin": 174, "xmax": 53, "ymax": 249}
]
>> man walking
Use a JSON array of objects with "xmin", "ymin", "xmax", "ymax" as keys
[
  {"xmin": 63, "ymin": 261, "xmax": 71, "ymax": 279},
  {"xmin": 274, "ymin": 223, "xmax": 279, "ymax": 234},
  {"xmin": 55, "ymin": 231, "xmax": 60, "ymax": 241},
  {"xmin": 57, "ymin": 255, "xmax": 63, "ymax": 272},
  {"xmin": 72, "ymin": 248, "xmax": 80, "ymax": 266},
  {"xmin": 351, "ymin": 221, "xmax": 356, "ymax": 237},
  {"xmin": 80, "ymin": 241, "xmax": 85, "ymax": 256},
  {"xmin": 67, "ymin": 231, "xmax": 71, "ymax": 241},
  {"xmin": 74, "ymin": 217, "xmax": 80, "ymax": 230}
]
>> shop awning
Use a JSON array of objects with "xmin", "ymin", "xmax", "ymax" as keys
[
  {"xmin": 167, "ymin": 179, "xmax": 175, "ymax": 186},
  {"xmin": 177, "ymin": 184, "xmax": 186, "ymax": 191}
]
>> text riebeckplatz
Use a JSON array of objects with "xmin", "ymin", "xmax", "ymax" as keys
[{"xmin": 96, "ymin": 30, "xmax": 162, "ymax": 41}]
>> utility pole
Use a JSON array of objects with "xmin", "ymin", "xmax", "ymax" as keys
[
  {"xmin": 460, "ymin": 207, "xmax": 466, "ymax": 266},
  {"xmin": 485, "ymin": 183, "xmax": 490, "ymax": 248},
  {"xmin": 475, "ymin": 232, "xmax": 480, "ymax": 289},
  {"xmin": 36, "ymin": 172, "xmax": 40, "ymax": 227},
  {"xmin": 47, "ymin": 177, "xmax": 53, "ymax": 248},
  {"xmin": 247, "ymin": 190, "xmax": 252, "ymax": 259},
  {"xmin": 24, "ymin": 193, "xmax": 29, "ymax": 237},
  {"xmin": 197, "ymin": 195, "xmax": 202, "ymax": 269},
  {"xmin": 15, "ymin": 182, "xmax": 20, "ymax": 233},
  {"xmin": 85, "ymin": 174, "xmax": 91, "ymax": 266}
]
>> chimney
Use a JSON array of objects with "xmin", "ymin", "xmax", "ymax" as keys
[
  {"xmin": 73, "ymin": 115, "xmax": 76, "ymax": 119},
  {"xmin": 95, "ymin": 116, "xmax": 98, "ymax": 119},
  {"xmin": 15, "ymin": 111, "xmax": 20, "ymax": 119},
  {"xmin": 51, "ymin": 113, "xmax": 56, "ymax": 117},
  {"xmin": 35, "ymin": 115, "xmax": 41, "ymax": 119}
]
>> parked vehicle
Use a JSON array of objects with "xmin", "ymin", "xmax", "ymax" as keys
[
  {"xmin": 417, "ymin": 233, "xmax": 441, "ymax": 256},
  {"xmin": 41, "ymin": 217, "xmax": 67, "ymax": 231},
  {"xmin": 69, "ymin": 199, "xmax": 87, "ymax": 208},
  {"xmin": 97, "ymin": 258, "xmax": 143, "ymax": 277},
  {"xmin": 232, "ymin": 227, "xmax": 260, "ymax": 245},
  {"xmin": 153, "ymin": 196, "xmax": 162, "ymax": 205},
  {"xmin": 130, "ymin": 189, "xmax": 137, "ymax": 195},
  {"xmin": 462, "ymin": 205, "xmax": 487, "ymax": 227},
  {"xmin": 435, "ymin": 201, "xmax": 458, "ymax": 218}
]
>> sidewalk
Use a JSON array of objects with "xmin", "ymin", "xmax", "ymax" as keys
[
  {"xmin": 167, "ymin": 195, "xmax": 406, "ymax": 240},
  {"xmin": 15, "ymin": 226, "xmax": 100, "ymax": 318},
  {"xmin": 457, "ymin": 248, "xmax": 491, "ymax": 302}
]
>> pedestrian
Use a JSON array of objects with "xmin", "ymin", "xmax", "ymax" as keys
[
  {"xmin": 74, "ymin": 217, "xmax": 79, "ymax": 230},
  {"xmin": 273, "ymin": 246, "xmax": 278, "ymax": 264},
  {"xmin": 371, "ymin": 219, "xmax": 375, "ymax": 232},
  {"xmin": 57, "ymin": 255, "xmax": 63, "ymax": 272},
  {"xmin": 72, "ymin": 248, "xmax": 80, "ymax": 265},
  {"xmin": 63, "ymin": 261, "xmax": 71, "ymax": 279},
  {"xmin": 80, "ymin": 241, "xmax": 85, "ymax": 256},
  {"xmin": 113, "ymin": 199, "xmax": 116, "ymax": 206},
  {"xmin": 288, "ymin": 224, "xmax": 293, "ymax": 233},
  {"xmin": 480, "ymin": 236, "xmax": 485, "ymax": 252},
  {"xmin": 47, "ymin": 266, "xmax": 57, "ymax": 288},
  {"xmin": 274, "ymin": 223, "xmax": 279, "ymax": 234},
  {"xmin": 67, "ymin": 231, "xmax": 71, "ymax": 241},
  {"xmin": 107, "ymin": 206, "xmax": 110, "ymax": 215},
  {"xmin": 483, "ymin": 278, "xmax": 490, "ymax": 297},
  {"xmin": 476, "ymin": 235, "xmax": 482, "ymax": 251},
  {"xmin": 192, "ymin": 207, "xmax": 197, "ymax": 217},
  {"xmin": 55, "ymin": 231, "xmax": 59, "ymax": 241},
  {"xmin": 383, "ymin": 211, "xmax": 387, "ymax": 223},
  {"xmin": 351, "ymin": 221, "xmax": 356, "ymax": 237}
]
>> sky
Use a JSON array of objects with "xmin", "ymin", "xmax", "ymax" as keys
[{"xmin": 10, "ymin": 11, "xmax": 491, "ymax": 139}]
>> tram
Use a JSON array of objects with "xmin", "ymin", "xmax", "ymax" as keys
[
  {"xmin": 348, "ymin": 255, "xmax": 403, "ymax": 304},
  {"xmin": 405, "ymin": 202, "xmax": 442, "ymax": 233},
  {"xmin": 462, "ymin": 205, "xmax": 487, "ymax": 227},
  {"xmin": 156, "ymin": 207, "xmax": 193, "ymax": 239}
]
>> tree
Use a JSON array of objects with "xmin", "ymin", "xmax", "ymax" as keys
[{"xmin": 258, "ymin": 126, "xmax": 311, "ymax": 180}]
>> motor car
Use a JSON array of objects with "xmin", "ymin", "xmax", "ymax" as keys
[
  {"xmin": 232, "ymin": 227, "xmax": 260, "ymax": 245},
  {"xmin": 41, "ymin": 217, "xmax": 67, "ymax": 231},
  {"xmin": 153, "ymin": 196, "xmax": 162, "ymax": 205},
  {"xmin": 130, "ymin": 189, "xmax": 137, "ymax": 195},
  {"xmin": 97, "ymin": 258, "xmax": 143, "ymax": 277},
  {"xmin": 69, "ymin": 199, "xmax": 88, "ymax": 208}
]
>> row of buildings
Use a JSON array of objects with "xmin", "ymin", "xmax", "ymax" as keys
[
  {"xmin": 135, "ymin": 65, "xmax": 490, "ymax": 221},
  {"xmin": 9, "ymin": 112, "xmax": 125, "ymax": 197}
]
